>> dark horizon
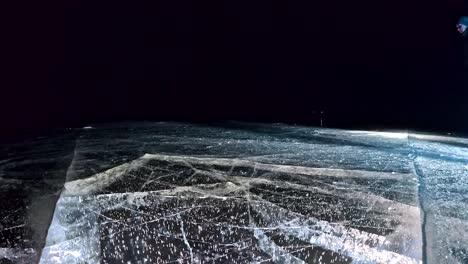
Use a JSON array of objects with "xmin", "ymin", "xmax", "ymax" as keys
[{"xmin": 4, "ymin": 0, "xmax": 468, "ymax": 142}]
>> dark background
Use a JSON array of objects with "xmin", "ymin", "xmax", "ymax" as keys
[{"xmin": 3, "ymin": 0, "xmax": 468, "ymax": 142}]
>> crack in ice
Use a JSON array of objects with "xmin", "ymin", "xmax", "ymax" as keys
[{"xmin": 176, "ymin": 213, "xmax": 196, "ymax": 263}]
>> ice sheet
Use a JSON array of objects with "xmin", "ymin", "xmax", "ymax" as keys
[
  {"xmin": 1, "ymin": 122, "xmax": 467, "ymax": 263},
  {"xmin": 41, "ymin": 153, "xmax": 422, "ymax": 263}
]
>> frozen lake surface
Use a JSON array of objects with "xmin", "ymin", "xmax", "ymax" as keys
[{"xmin": 1, "ymin": 122, "xmax": 467, "ymax": 263}]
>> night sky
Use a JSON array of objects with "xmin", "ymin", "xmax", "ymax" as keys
[{"xmin": 4, "ymin": 0, "xmax": 468, "ymax": 141}]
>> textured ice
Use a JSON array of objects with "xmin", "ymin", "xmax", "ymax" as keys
[
  {"xmin": 410, "ymin": 134, "xmax": 468, "ymax": 264},
  {"xmin": 41, "ymin": 153, "xmax": 421, "ymax": 263},
  {"xmin": 1, "ymin": 122, "xmax": 468, "ymax": 263},
  {"xmin": 0, "ymin": 132, "xmax": 77, "ymax": 263}
]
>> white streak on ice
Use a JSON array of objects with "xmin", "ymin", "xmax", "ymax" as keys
[
  {"xmin": 253, "ymin": 227, "xmax": 306, "ymax": 264},
  {"xmin": 176, "ymin": 213, "xmax": 196, "ymax": 263}
]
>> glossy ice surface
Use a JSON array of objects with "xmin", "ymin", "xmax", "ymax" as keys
[{"xmin": 1, "ymin": 123, "xmax": 467, "ymax": 263}]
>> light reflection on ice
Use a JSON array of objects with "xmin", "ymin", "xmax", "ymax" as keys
[{"xmin": 347, "ymin": 131, "xmax": 409, "ymax": 140}]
